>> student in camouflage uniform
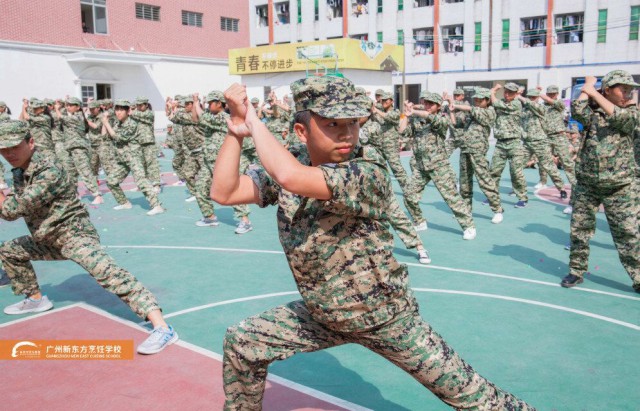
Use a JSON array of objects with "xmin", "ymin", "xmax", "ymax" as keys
[
  {"xmin": 19, "ymin": 98, "xmax": 55, "ymax": 159},
  {"xmin": 171, "ymin": 94, "xmax": 216, "ymax": 224},
  {"xmin": 488, "ymin": 83, "xmax": 529, "ymax": 208},
  {"xmin": 516, "ymin": 89, "xmax": 568, "ymax": 199},
  {"xmin": 447, "ymin": 88, "xmax": 504, "ymax": 222},
  {"xmin": 130, "ymin": 97, "xmax": 162, "ymax": 193},
  {"xmin": 213, "ymin": 77, "xmax": 535, "ymax": 411},
  {"xmin": 85, "ymin": 100, "xmax": 105, "ymax": 176},
  {"xmin": 54, "ymin": 97, "xmax": 103, "ymax": 205},
  {"xmin": 371, "ymin": 91, "xmax": 410, "ymax": 192},
  {"xmin": 165, "ymin": 96, "xmax": 189, "ymax": 186},
  {"xmin": 561, "ymin": 71, "xmax": 640, "ymax": 293},
  {"xmin": 102, "ymin": 99, "xmax": 165, "ymax": 216},
  {"xmin": 401, "ymin": 92, "xmax": 477, "ymax": 240},
  {"xmin": 48, "ymin": 98, "xmax": 69, "ymax": 168},
  {"xmin": 264, "ymin": 98, "xmax": 291, "ymax": 146},
  {"xmin": 0, "ymin": 120, "xmax": 177, "ymax": 354},
  {"xmin": 444, "ymin": 87, "xmax": 468, "ymax": 156}
]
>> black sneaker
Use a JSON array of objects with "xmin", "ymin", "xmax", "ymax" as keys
[
  {"xmin": 561, "ymin": 274, "xmax": 584, "ymax": 288},
  {"xmin": 560, "ymin": 190, "xmax": 568, "ymax": 199}
]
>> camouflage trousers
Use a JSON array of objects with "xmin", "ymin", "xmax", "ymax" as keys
[
  {"xmin": 90, "ymin": 141, "xmax": 119, "ymax": 178},
  {"xmin": 184, "ymin": 150, "xmax": 215, "ymax": 218},
  {"xmin": 205, "ymin": 141, "xmax": 252, "ymax": 220},
  {"xmin": 522, "ymin": 139, "xmax": 564, "ymax": 191},
  {"xmin": 489, "ymin": 139, "xmax": 528, "ymax": 202},
  {"xmin": 569, "ymin": 182, "xmax": 640, "ymax": 290},
  {"xmin": 445, "ymin": 128, "xmax": 463, "ymax": 157},
  {"xmin": 460, "ymin": 151, "xmax": 503, "ymax": 213},
  {"xmin": 541, "ymin": 133, "xmax": 577, "ymax": 186},
  {"xmin": 404, "ymin": 162, "xmax": 474, "ymax": 230},
  {"xmin": 223, "ymin": 300, "xmax": 535, "ymax": 411},
  {"xmin": 170, "ymin": 139, "xmax": 190, "ymax": 183},
  {"xmin": 0, "ymin": 234, "xmax": 161, "ymax": 319},
  {"xmin": 387, "ymin": 191, "xmax": 422, "ymax": 249},
  {"xmin": 107, "ymin": 144, "xmax": 161, "ymax": 208},
  {"xmin": 140, "ymin": 142, "xmax": 162, "ymax": 188},
  {"xmin": 54, "ymin": 141, "xmax": 75, "ymax": 175},
  {"xmin": 380, "ymin": 140, "xmax": 410, "ymax": 193},
  {"xmin": 69, "ymin": 147, "xmax": 100, "ymax": 196},
  {"xmin": 0, "ymin": 161, "xmax": 6, "ymax": 186}
]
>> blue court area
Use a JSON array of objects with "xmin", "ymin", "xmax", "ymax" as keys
[{"xmin": 1, "ymin": 146, "xmax": 638, "ymax": 411}]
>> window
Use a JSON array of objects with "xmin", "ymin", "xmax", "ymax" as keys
[
  {"xmin": 298, "ymin": 0, "xmax": 302, "ymax": 23},
  {"xmin": 327, "ymin": 0, "xmax": 342, "ymax": 19},
  {"xmin": 474, "ymin": 22, "xmax": 481, "ymax": 51},
  {"xmin": 182, "ymin": 10, "xmax": 203, "ymax": 27},
  {"xmin": 256, "ymin": 5, "xmax": 268, "ymax": 27},
  {"xmin": 442, "ymin": 0, "xmax": 464, "ymax": 3},
  {"xmin": 81, "ymin": 84, "xmax": 111, "ymax": 106},
  {"xmin": 377, "ymin": 31, "xmax": 383, "ymax": 42},
  {"xmin": 631, "ymin": 6, "xmax": 640, "ymax": 40},
  {"xmin": 377, "ymin": 0, "xmax": 382, "ymax": 13},
  {"xmin": 81, "ymin": 86, "xmax": 95, "ymax": 106},
  {"xmin": 415, "ymin": 0, "xmax": 434, "ymax": 7},
  {"xmin": 520, "ymin": 16, "xmax": 547, "ymax": 47},
  {"xmin": 413, "ymin": 27, "xmax": 434, "ymax": 55},
  {"xmin": 397, "ymin": 30, "xmax": 404, "ymax": 45},
  {"xmin": 80, "ymin": 0, "xmax": 107, "ymax": 34},
  {"xmin": 314, "ymin": 0, "xmax": 319, "ymax": 21},
  {"xmin": 221, "ymin": 17, "xmax": 239, "ymax": 32},
  {"xmin": 350, "ymin": 33, "xmax": 368, "ymax": 40},
  {"xmin": 352, "ymin": 0, "xmax": 368, "ymax": 17},
  {"xmin": 275, "ymin": 2, "xmax": 290, "ymax": 24},
  {"xmin": 398, "ymin": 0, "xmax": 403, "ymax": 11},
  {"xmin": 597, "ymin": 10, "xmax": 607, "ymax": 43},
  {"xmin": 136, "ymin": 3, "xmax": 159, "ymax": 21},
  {"xmin": 502, "ymin": 19, "xmax": 510, "ymax": 49},
  {"xmin": 555, "ymin": 13, "xmax": 583, "ymax": 44},
  {"xmin": 442, "ymin": 25, "xmax": 463, "ymax": 53}
]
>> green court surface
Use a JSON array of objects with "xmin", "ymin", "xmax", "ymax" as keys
[{"xmin": 0, "ymin": 147, "xmax": 638, "ymax": 411}]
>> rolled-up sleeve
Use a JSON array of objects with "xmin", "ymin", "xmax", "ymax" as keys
[
  {"xmin": 0, "ymin": 168, "xmax": 65, "ymax": 221},
  {"xmin": 246, "ymin": 167, "xmax": 279, "ymax": 208}
]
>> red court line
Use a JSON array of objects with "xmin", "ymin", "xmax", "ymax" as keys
[{"xmin": 0, "ymin": 305, "xmax": 357, "ymax": 411}]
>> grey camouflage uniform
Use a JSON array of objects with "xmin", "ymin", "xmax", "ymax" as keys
[
  {"xmin": 130, "ymin": 107, "xmax": 162, "ymax": 188},
  {"xmin": 445, "ymin": 97, "xmax": 469, "ymax": 156},
  {"xmin": 377, "ymin": 104, "xmax": 410, "ymax": 192},
  {"xmin": 543, "ymin": 97, "xmax": 576, "ymax": 186},
  {"xmin": 59, "ymin": 108, "xmax": 100, "ymax": 196}
]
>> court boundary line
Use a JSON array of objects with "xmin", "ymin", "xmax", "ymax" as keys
[
  {"xmin": 106, "ymin": 245, "xmax": 640, "ymax": 302},
  {"xmin": 0, "ymin": 302, "xmax": 371, "ymax": 411}
]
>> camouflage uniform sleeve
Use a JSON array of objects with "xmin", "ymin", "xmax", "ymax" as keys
[
  {"xmin": 523, "ymin": 100, "xmax": 545, "ymax": 119},
  {"xmin": 319, "ymin": 156, "xmax": 391, "ymax": 219},
  {"xmin": 130, "ymin": 110, "xmax": 154, "ymax": 126},
  {"xmin": 492, "ymin": 99, "xmax": 506, "ymax": 110},
  {"xmin": 609, "ymin": 106, "xmax": 639, "ymax": 136},
  {"xmin": 29, "ymin": 114, "xmax": 50, "ymax": 128},
  {"xmin": 172, "ymin": 110, "xmax": 198, "ymax": 126},
  {"xmin": 114, "ymin": 120, "xmax": 138, "ymax": 144},
  {"xmin": 471, "ymin": 106, "xmax": 496, "ymax": 126},
  {"xmin": 198, "ymin": 113, "xmax": 215, "ymax": 133},
  {"xmin": 571, "ymin": 99, "xmax": 591, "ymax": 127},
  {"xmin": 551, "ymin": 99, "xmax": 565, "ymax": 113},
  {"xmin": 384, "ymin": 109, "xmax": 401, "ymax": 126},
  {"xmin": 246, "ymin": 167, "xmax": 279, "ymax": 208},
  {"xmin": 0, "ymin": 167, "xmax": 66, "ymax": 221}
]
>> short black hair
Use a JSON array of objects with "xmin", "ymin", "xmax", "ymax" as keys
[{"xmin": 294, "ymin": 110, "xmax": 311, "ymax": 129}]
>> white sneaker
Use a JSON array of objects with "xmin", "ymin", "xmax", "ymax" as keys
[
  {"xmin": 0, "ymin": 183, "xmax": 8, "ymax": 190},
  {"xmin": 491, "ymin": 212, "xmax": 503, "ymax": 224},
  {"xmin": 91, "ymin": 195, "xmax": 104, "ymax": 205},
  {"xmin": 417, "ymin": 249, "xmax": 431, "ymax": 264},
  {"xmin": 563, "ymin": 205, "xmax": 573, "ymax": 214},
  {"xmin": 463, "ymin": 227, "xmax": 477, "ymax": 240},
  {"xmin": 185, "ymin": 196, "xmax": 197, "ymax": 203},
  {"xmin": 137, "ymin": 325, "xmax": 179, "ymax": 355},
  {"xmin": 414, "ymin": 221, "xmax": 428, "ymax": 232},
  {"xmin": 534, "ymin": 182, "xmax": 547, "ymax": 190},
  {"xmin": 153, "ymin": 185, "xmax": 162, "ymax": 194},
  {"xmin": 147, "ymin": 206, "xmax": 165, "ymax": 216},
  {"xmin": 4, "ymin": 296, "xmax": 53, "ymax": 315},
  {"xmin": 113, "ymin": 202, "xmax": 133, "ymax": 210}
]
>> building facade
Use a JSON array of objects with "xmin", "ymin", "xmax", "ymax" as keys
[
  {"xmin": 0, "ymin": 0, "xmax": 248, "ymax": 128},
  {"xmin": 248, "ymin": 0, "xmax": 640, "ymax": 101}
]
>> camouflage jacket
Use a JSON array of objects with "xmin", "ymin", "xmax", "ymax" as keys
[
  {"xmin": 572, "ymin": 100, "xmax": 638, "ymax": 187},
  {"xmin": 0, "ymin": 113, "xmax": 10, "ymax": 122},
  {"xmin": 51, "ymin": 108, "xmax": 64, "ymax": 143},
  {"xmin": 28, "ymin": 113, "xmax": 55, "ymax": 151},
  {"xmin": 359, "ymin": 118, "xmax": 383, "ymax": 148},
  {"xmin": 199, "ymin": 110, "xmax": 229, "ymax": 139},
  {"xmin": 112, "ymin": 117, "xmax": 142, "ymax": 148},
  {"xmin": 521, "ymin": 100, "xmax": 547, "ymax": 142},
  {"xmin": 379, "ymin": 109, "xmax": 400, "ymax": 140},
  {"xmin": 61, "ymin": 111, "xmax": 90, "ymax": 150},
  {"xmin": 247, "ymin": 144, "xmax": 414, "ymax": 332},
  {"xmin": 461, "ymin": 106, "xmax": 496, "ymax": 154},
  {"xmin": 129, "ymin": 109, "xmax": 155, "ymax": 145},
  {"xmin": 635, "ymin": 123, "xmax": 640, "ymax": 178},
  {"xmin": 447, "ymin": 100, "xmax": 470, "ymax": 137},
  {"xmin": 493, "ymin": 99, "xmax": 523, "ymax": 140},
  {"xmin": 265, "ymin": 113, "xmax": 291, "ymax": 145},
  {"xmin": 0, "ymin": 151, "xmax": 98, "ymax": 245},
  {"xmin": 404, "ymin": 113, "xmax": 449, "ymax": 170},
  {"xmin": 171, "ymin": 109, "xmax": 204, "ymax": 152},
  {"xmin": 544, "ymin": 99, "xmax": 566, "ymax": 134},
  {"xmin": 85, "ymin": 113, "xmax": 104, "ymax": 147}
]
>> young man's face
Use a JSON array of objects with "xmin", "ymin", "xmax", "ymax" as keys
[
  {"xmin": 382, "ymin": 98, "xmax": 393, "ymax": 110},
  {"xmin": 503, "ymin": 90, "xmax": 517, "ymax": 102},
  {"xmin": 66, "ymin": 104, "xmax": 80, "ymax": 113},
  {"xmin": 0, "ymin": 138, "xmax": 35, "ymax": 169},
  {"xmin": 295, "ymin": 113, "xmax": 359, "ymax": 166},
  {"xmin": 473, "ymin": 98, "xmax": 489, "ymax": 108},
  {"xmin": 547, "ymin": 92, "xmax": 558, "ymax": 100},
  {"xmin": 604, "ymin": 84, "xmax": 635, "ymax": 107},
  {"xmin": 454, "ymin": 94, "xmax": 465, "ymax": 101},
  {"xmin": 421, "ymin": 100, "xmax": 440, "ymax": 114},
  {"xmin": 136, "ymin": 103, "xmax": 148, "ymax": 112},
  {"xmin": 208, "ymin": 100, "xmax": 223, "ymax": 113},
  {"xmin": 115, "ymin": 106, "xmax": 129, "ymax": 122}
]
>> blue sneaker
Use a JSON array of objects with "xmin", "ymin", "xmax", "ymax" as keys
[
  {"xmin": 514, "ymin": 200, "xmax": 528, "ymax": 208},
  {"xmin": 481, "ymin": 198, "xmax": 490, "ymax": 206},
  {"xmin": 235, "ymin": 221, "xmax": 253, "ymax": 234},
  {"xmin": 564, "ymin": 243, "xmax": 571, "ymax": 251},
  {"xmin": 196, "ymin": 217, "xmax": 219, "ymax": 227},
  {"xmin": 137, "ymin": 325, "xmax": 179, "ymax": 355}
]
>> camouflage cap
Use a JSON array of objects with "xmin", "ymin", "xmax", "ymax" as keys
[
  {"xmin": 66, "ymin": 97, "xmax": 82, "ymax": 106},
  {"xmin": 0, "ymin": 120, "xmax": 30, "ymax": 149},
  {"xmin": 44, "ymin": 98, "xmax": 54, "ymax": 106},
  {"xmin": 0, "ymin": 101, "xmax": 6, "ymax": 107},
  {"xmin": 504, "ymin": 82, "xmax": 520, "ymax": 92},
  {"xmin": 526, "ymin": 88, "xmax": 541, "ymax": 97},
  {"xmin": 30, "ymin": 98, "xmax": 46, "ymax": 108},
  {"xmin": 88, "ymin": 100, "xmax": 102, "ymax": 109},
  {"xmin": 114, "ymin": 99, "xmax": 131, "ymax": 107},
  {"xmin": 601, "ymin": 70, "xmax": 640, "ymax": 89},
  {"xmin": 290, "ymin": 75, "xmax": 370, "ymax": 119},
  {"xmin": 206, "ymin": 90, "xmax": 226, "ymax": 103},
  {"xmin": 250, "ymin": 97, "xmax": 260, "ymax": 104},
  {"xmin": 103, "ymin": 98, "xmax": 113, "ymax": 105},
  {"xmin": 453, "ymin": 88, "xmax": 465, "ymax": 95},
  {"xmin": 355, "ymin": 87, "xmax": 367, "ymax": 97},
  {"xmin": 379, "ymin": 91, "xmax": 393, "ymax": 100},
  {"xmin": 374, "ymin": 89, "xmax": 384, "ymax": 96},
  {"xmin": 420, "ymin": 92, "xmax": 443, "ymax": 105},
  {"xmin": 134, "ymin": 96, "xmax": 149, "ymax": 105},
  {"xmin": 472, "ymin": 88, "xmax": 491, "ymax": 99},
  {"xmin": 546, "ymin": 85, "xmax": 559, "ymax": 94}
]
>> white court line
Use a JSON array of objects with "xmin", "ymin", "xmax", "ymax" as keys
[
  {"xmin": 107, "ymin": 245, "xmax": 640, "ymax": 302},
  {"xmin": 0, "ymin": 302, "xmax": 371, "ymax": 411}
]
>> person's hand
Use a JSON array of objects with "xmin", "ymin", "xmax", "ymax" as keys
[
  {"xmin": 536, "ymin": 86, "xmax": 543, "ymax": 91},
  {"xmin": 491, "ymin": 84, "xmax": 502, "ymax": 92},
  {"xmin": 23, "ymin": 99, "xmax": 29, "ymax": 109},
  {"xmin": 166, "ymin": 96, "xmax": 171, "ymax": 102},
  {"xmin": 403, "ymin": 100, "xmax": 414, "ymax": 116},
  {"xmin": 102, "ymin": 112, "xmax": 109, "ymax": 121},
  {"xmin": 192, "ymin": 93, "xmax": 199, "ymax": 102},
  {"xmin": 582, "ymin": 76, "xmax": 598, "ymax": 95},
  {"xmin": 517, "ymin": 87, "xmax": 525, "ymax": 95},
  {"xmin": 54, "ymin": 101, "xmax": 62, "ymax": 110},
  {"xmin": 224, "ymin": 83, "xmax": 249, "ymax": 126}
]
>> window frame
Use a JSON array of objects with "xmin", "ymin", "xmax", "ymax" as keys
[
  {"xmin": 182, "ymin": 10, "xmax": 203, "ymax": 28},
  {"xmin": 80, "ymin": 0, "xmax": 109, "ymax": 35},
  {"xmin": 474, "ymin": 22, "xmax": 481, "ymax": 51},
  {"xmin": 630, "ymin": 6, "xmax": 639, "ymax": 40},
  {"xmin": 502, "ymin": 19, "xmax": 510, "ymax": 49},
  {"xmin": 554, "ymin": 13, "xmax": 584, "ymax": 45},
  {"xmin": 221, "ymin": 17, "xmax": 239, "ymax": 32},
  {"xmin": 597, "ymin": 9, "xmax": 607, "ymax": 43},
  {"xmin": 135, "ymin": 3, "xmax": 160, "ymax": 22}
]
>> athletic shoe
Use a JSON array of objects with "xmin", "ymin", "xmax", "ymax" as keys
[
  {"xmin": 491, "ymin": 212, "xmax": 503, "ymax": 224},
  {"xmin": 481, "ymin": 198, "xmax": 490, "ymax": 205},
  {"xmin": 4, "ymin": 296, "xmax": 53, "ymax": 315},
  {"xmin": 185, "ymin": 196, "xmax": 197, "ymax": 203},
  {"xmin": 560, "ymin": 274, "xmax": 583, "ymax": 288},
  {"xmin": 235, "ymin": 221, "xmax": 253, "ymax": 234},
  {"xmin": 508, "ymin": 191, "xmax": 517, "ymax": 197},
  {"xmin": 563, "ymin": 205, "xmax": 573, "ymax": 214},
  {"xmin": 113, "ymin": 202, "xmax": 133, "ymax": 210},
  {"xmin": 172, "ymin": 180, "xmax": 186, "ymax": 187},
  {"xmin": 564, "ymin": 243, "xmax": 571, "ymax": 251},
  {"xmin": 0, "ymin": 183, "xmax": 8, "ymax": 190},
  {"xmin": 91, "ymin": 195, "xmax": 104, "ymax": 205},
  {"xmin": 534, "ymin": 182, "xmax": 546, "ymax": 190},
  {"xmin": 514, "ymin": 200, "xmax": 528, "ymax": 208},
  {"xmin": 147, "ymin": 206, "xmax": 165, "ymax": 216},
  {"xmin": 560, "ymin": 190, "xmax": 568, "ymax": 199},
  {"xmin": 0, "ymin": 272, "xmax": 11, "ymax": 288},
  {"xmin": 417, "ymin": 249, "xmax": 431, "ymax": 264},
  {"xmin": 153, "ymin": 186, "xmax": 162, "ymax": 194},
  {"xmin": 462, "ymin": 227, "xmax": 477, "ymax": 240},
  {"xmin": 196, "ymin": 217, "xmax": 219, "ymax": 227},
  {"xmin": 137, "ymin": 325, "xmax": 179, "ymax": 355},
  {"xmin": 414, "ymin": 221, "xmax": 428, "ymax": 232}
]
